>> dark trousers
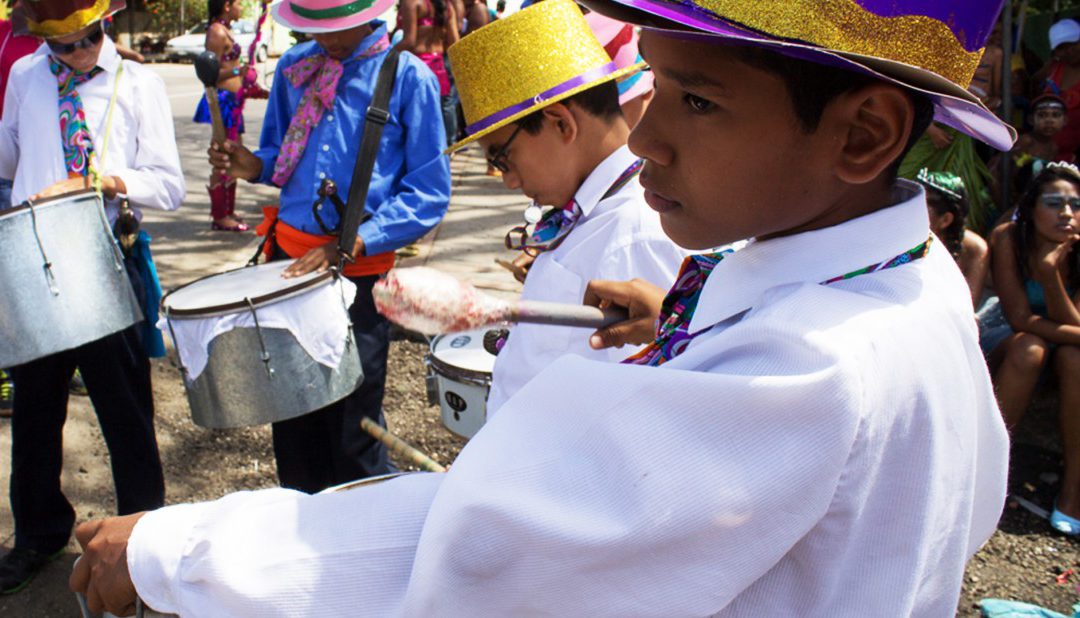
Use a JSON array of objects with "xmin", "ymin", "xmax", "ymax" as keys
[
  {"xmin": 269, "ymin": 260, "xmax": 394, "ymax": 494},
  {"xmin": 9, "ymin": 325, "xmax": 164, "ymax": 553}
]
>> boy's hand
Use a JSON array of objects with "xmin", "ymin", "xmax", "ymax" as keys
[
  {"xmin": 29, "ymin": 176, "xmax": 91, "ymax": 201},
  {"xmin": 70, "ymin": 513, "xmax": 145, "ymax": 617},
  {"xmin": 208, "ymin": 140, "xmax": 263, "ymax": 181},
  {"xmin": 583, "ymin": 278, "xmax": 666, "ymax": 349},
  {"xmin": 282, "ymin": 238, "xmax": 365, "ymax": 278},
  {"xmin": 510, "ymin": 253, "xmax": 535, "ymax": 283}
]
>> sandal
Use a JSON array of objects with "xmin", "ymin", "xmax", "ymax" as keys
[
  {"xmin": 1050, "ymin": 501, "xmax": 1080, "ymax": 536},
  {"xmin": 211, "ymin": 219, "xmax": 250, "ymax": 232}
]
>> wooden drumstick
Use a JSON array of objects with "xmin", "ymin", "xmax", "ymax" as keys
[
  {"xmin": 360, "ymin": 417, "xmax": 447, "ymax": 473},
  {"xmin": 194, "ymin": 51, "xmax": 228, "ymax": 146}
]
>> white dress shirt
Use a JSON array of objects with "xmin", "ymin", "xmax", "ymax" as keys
[
  {"xmin": 128, "ymin": 181, "xmax": 1008, "ymax": 617},
  {"xmin": 486, "ymin": 145, "xmax": 688, "ymax": 414},
  {"xmin": 0, "ymin": 38, "xmax": 184, "ymax": 219}
]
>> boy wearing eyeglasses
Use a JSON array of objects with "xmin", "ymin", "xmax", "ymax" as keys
[
  {"xmin": 447, "ymin": 0, "xmax": 688, "ymax": 415},
  {"xmin": 0, "ymin": 0, "xmax": 183, "ymax": 595}
]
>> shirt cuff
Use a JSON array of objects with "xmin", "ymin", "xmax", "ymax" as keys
[
  {"xmin": 254, "ymin": 150, "xmax": 279, "ymax": 186},
  {"xmin": 128, "ymin": 502, "xmax": 206, "ymax": 614},
  {"xmin": 359, "ymin": 221, "xmax": 389, "ymax": 256}
]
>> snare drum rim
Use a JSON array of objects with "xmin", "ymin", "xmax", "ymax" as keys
[
  {"xmin": 2, "ymin": 188, "xmax": 100, "ymax": 214},
  {"xmin": 427, "ymin": 352, "xmax": 493, "ymax": 386},
  {"xmin": 161, "ymin": 264, "xmax": 335, "ymax": 319}
]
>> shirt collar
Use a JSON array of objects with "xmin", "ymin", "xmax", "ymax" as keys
[
  {"xmin": 313, "ymin": 20, "xmax": 388, "ymax": 64},
  {"xmin": 574, "ymin": 144, "xmax": 639, "ymax": 217},
  {"xmin": 687, "ymin": 179, "xmax": 930, "ymax": 335}
]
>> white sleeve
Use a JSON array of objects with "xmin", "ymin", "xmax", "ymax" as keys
[
  {"xmin": 113, "ymin": 67, "xmax": 184, "ymax": 212},
  {"xmin": 400, "ymin": 333, "xmax": 862, "ymax": 615},
  {"xmin": 128, "ymin": 473, "xmax": 445, "ymax": 617}
]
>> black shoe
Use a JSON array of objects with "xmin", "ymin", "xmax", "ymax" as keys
[{"xmin": 0, "ymin": 547, "xmax": 62, "ymax": 595}]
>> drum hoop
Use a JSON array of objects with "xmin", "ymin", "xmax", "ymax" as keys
[
  {"xmin": 427, "ymin": 353, "xmax": 492, "ymax": 386},
  {"xmin": 161, "ymin": 264, "xmax": 335, "ymax": 319},
  {"xmin": 3, "ymin": 189, "xmax": 101, "ymax": 215}
]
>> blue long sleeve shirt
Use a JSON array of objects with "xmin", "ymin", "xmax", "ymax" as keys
[{"xmin": 253, "ymin": 22, "xmax": 451, "ymax": 256}]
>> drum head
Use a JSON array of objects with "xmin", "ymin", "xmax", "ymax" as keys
[
  {"xmin": 163, "ymin": 261, "xmax": 333, "ymax": 318},
  {"xmin": 431, "ymin": 328, "xmax": 496, "ymax": 374}
]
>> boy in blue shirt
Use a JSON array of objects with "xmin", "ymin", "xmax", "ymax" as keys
[{"xmin": 210, "ymin": 0, "xmax": 451, "ymax": 493}]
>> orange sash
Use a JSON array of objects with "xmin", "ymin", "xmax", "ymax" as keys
[{"xmin": 255, "ymin": 206, "xmax": 395, "ymax": 277}]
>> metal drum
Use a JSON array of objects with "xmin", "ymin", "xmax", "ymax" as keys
[
  {"xmin": 0, "ymin": 190, "xmax": 142, "ymax": 368},
  {"xmin": 162, "ymin": 261, "xmax": 363, "ymax": 429},
  {"xmin": 426, "ymin": 328, "xmax": 497, "ymax": 439}
]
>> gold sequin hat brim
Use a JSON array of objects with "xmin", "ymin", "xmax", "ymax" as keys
[
  {"xmin": 578, "ymin": 0, "xmax": 1017, "ymax": 152},
  {"xmin": 14, "ymin": 0, "xmax": 125, "ymax": 38},
  {"xmin": 445, "ymin": 0, "xmax": 646, "ymax": 153}
]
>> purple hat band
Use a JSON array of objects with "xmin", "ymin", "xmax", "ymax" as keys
[{"xmin": 466, "ymin": 62, "xmax": 620, "ymax": 136}]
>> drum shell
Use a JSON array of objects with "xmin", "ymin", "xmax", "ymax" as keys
[
  {"xmin": 427, "ymin": 332, "xmax": 493, "ymax": 439},
  {"xmin": 0, "ymin": 192, "xmax": 142, "ymax": 368},
  {"xmin": 184, "ymin": 326, "xmax": 364, "ymax": 429}
]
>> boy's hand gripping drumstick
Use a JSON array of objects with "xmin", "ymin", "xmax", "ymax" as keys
[
  {"xmin": 372, "ymin": 267, "xmax": 628, "ymax": 335},
  {"xmin": 194, "ymin": 51, "xmax": 228, "ymax": 147},
  {"xmin": 583, "ymin": 278, "xmax": 667, "ymax": 350}
]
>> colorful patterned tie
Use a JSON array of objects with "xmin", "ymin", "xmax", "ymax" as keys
[
  {"xmin": 624, "ymin": 238, "xmax": 934, "ymax": 367},
  {"xmin": 49, "ymin": 56, "xmax": 103, "ymax": 178},
  {"xmin": 270, "ymin": 35, "xmax": 391, "ymax": 187},
  {"xmin": 527, "ymin": 199, "xmax": 582, "ymax": 251}
]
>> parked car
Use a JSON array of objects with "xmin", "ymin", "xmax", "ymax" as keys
[{"xmin": 165, "ymin": 19, "xmax": 268, "ymax": 63}]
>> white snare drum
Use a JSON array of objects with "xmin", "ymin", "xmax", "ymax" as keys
[
  {"xmin": 161, "ymin": 261, "xmax": 363, "ymax": 428},
  {"xmin": 426, "ymin": 328, "xmax": 497, "ymax": 439},
  {"xmin": 0, "ymin": 190, "xmax": 142, "ymax": 367}
]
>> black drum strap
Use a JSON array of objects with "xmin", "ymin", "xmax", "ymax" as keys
[{"xmin": 335, "ymin": 48, "xmax": 402, "ymax": 265}]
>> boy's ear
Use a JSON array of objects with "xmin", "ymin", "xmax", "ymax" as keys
[
  {"xmin": 828, "ymin": 83, "xmax": 914, "ymax": 185},
  {"xmin": 541, "ymin": 103, "xmax": 579, "ymax": 144}
]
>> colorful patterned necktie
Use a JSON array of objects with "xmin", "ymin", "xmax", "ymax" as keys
[
  {"xmin": 270, "ymin": 34, "xmax": 391, "ymax": 187},
  {"xmin": 49, "ymin": 56, "xmax": 103, "ymax": 178},
  {"xmin": 624, "ymin": 237, "xmax": 934, "ymax": 367}
]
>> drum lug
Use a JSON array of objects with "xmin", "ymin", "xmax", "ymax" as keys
[
  {"xmin": 424, "ymin": 357, "xmax": 439, "ymax": 406},
  {"xmin": 245, "ymin": 298, "xmax": 275, "ymax": 379}
]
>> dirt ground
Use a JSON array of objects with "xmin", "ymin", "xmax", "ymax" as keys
[{"xmin": 0, "ymin": 335, "xmax": 1077, "ymax": 616}]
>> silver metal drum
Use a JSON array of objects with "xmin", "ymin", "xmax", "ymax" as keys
[
  {"xmin": 0, "ymin": 190, "xmax": 142, "ymax": 368},
  {"xmin": 162, "ymin": 262, "xmax": 363, "ymax": 429}
]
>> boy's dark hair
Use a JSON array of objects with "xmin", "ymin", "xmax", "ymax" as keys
[
  {"xmin": 514, "ymin": 80, "xmax": 623, "ymax": 134},
  {"xmin": 730, "ymin": 46, "xmax": 935, "ymax": 177}
]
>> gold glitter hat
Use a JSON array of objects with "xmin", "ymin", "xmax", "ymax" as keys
[
  {"xmin": 578, "ymin": 0, "xmax": 1017, "ymax": 151},
  {"xmin": 14, "ymin": 0, "xmax": 125, "ymax": 38},
  {"xmin": 446, "ymin": 0, "xmax": 644, "ymax": 152}
]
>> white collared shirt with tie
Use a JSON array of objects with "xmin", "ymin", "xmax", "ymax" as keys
[
  {"xmin": 129, "ymin": 180, "xmax": 1008, "ymax": 617},
  {"xmin": 486, "ymin": 144, "xmax": 690, "ymax": 415},
  {"xmin": 0, "ymin": 37, "xmax": 184, "ymax": 219}
]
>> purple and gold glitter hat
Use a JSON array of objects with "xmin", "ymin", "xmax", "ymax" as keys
[
  {"xmin": 579, "ymin": 0, "xmax": 1017, "ymax": 151},
  {"xmin": 446, "ymin": 0, "xmax": 644, "ymax": 152}
]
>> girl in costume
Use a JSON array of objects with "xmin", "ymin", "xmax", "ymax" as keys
[
  {"xmin": 984, "ymin": 164, "xmax": 1080, "ymax": 535},
  {"xmin": 917, "ymin": 169, "xmax": 990, "ymax": 307},
  {"xmin": 395, "ymin": 0, "xmax": 458, "ymax": 145},
  {"xmin": 195, "ymin": 0, "xmax": 268, "ymax": 231}
]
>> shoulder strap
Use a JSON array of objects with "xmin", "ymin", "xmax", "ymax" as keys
[{"xmin": 336, "ymin": 47, "xmax": 402, "ymax": 263}]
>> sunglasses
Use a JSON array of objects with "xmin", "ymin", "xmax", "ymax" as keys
[
  {"xmin": 47, "ymin": 25, "xmax": 104, "ymax": 56},
  {"xmin": 1039, "ymin": 193, "xmax": 1080, "ymax": 212},
  {"xmin": 486, "ymin": 124, "xmax": 524, "ymax": 174}
]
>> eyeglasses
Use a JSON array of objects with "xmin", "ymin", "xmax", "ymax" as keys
[
  {"xmin": 1039, "ymin": 193, "xmax": 1080, "ymax": 212},
  {"xmin": 47, "ymin": 25, "xmax": 104, "ymax": 56},
  {"xmin": 486, "ymin": 124, "xmax": 524, "ymax": 174}
]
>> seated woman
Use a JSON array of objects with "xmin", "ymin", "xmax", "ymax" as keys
[
  {"xmin": 985, "ymin": 163, "xmax": 1080, "ymax": 535},
  {"xmin": 917, "ymin": 169, "xmax": 990, "ymax": 307}
]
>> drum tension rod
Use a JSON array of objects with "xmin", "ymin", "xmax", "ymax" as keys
[
  {"xmin": 245, "ymin": 297, "xmax": 274, "ymax": 379},
  {"xmin": 26, "ymin": 199, "xmax": 60, "ymax": 296}
]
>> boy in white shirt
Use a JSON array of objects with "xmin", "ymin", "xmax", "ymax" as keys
[
  {"xmin": 72, "ymin": 0, "xmax": 1015, "ymax": 615},
  {"xmin": 445, "ymin": 0, "xmax": 688, "ymax": 414}
]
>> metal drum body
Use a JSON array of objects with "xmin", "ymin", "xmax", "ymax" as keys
[
  {"xmin": 0, "ymin": 191, "xmax": 141, "ymax": 368},
  {"xmin": 427, "ymin": 329, "xmax": 496, "ymax": 439},
  {"xmin": 163, "ymin": 262, "xmax": 363, "ymax": 429}
]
